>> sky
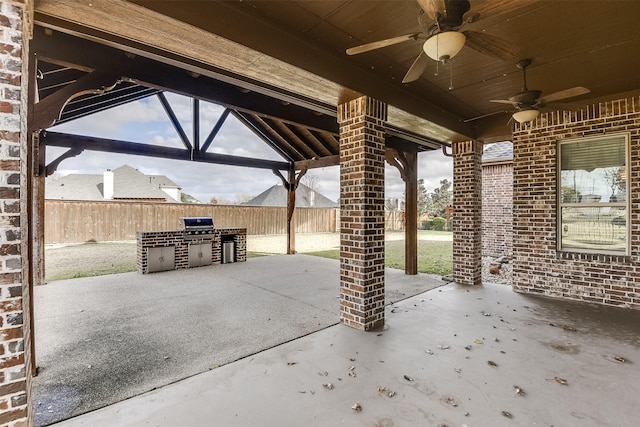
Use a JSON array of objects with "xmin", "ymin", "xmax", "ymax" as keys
[{"xmin": 49, "ymin": 92, "xmax": 453, "ymax": 204}]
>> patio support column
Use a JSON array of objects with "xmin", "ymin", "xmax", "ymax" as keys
[
  {"xmin": 337, "ymin": 96, "xmax": 387, "ymax": 330},
  {"xmin": 452, "ymin": 140, "xmax": 483, "ymax": 285},
  {"xmin": 0, "ymin": 1, "xmax": 33, "ymax": 425}
]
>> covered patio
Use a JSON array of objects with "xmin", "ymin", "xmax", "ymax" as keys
[
  {"xmin": 34, "ymin": 255, "xmax": 445, "ymax": 425},
  {"xmin": 43, "ymin": 258, "xmax": 640, "ymax": 427},
  {"xmin": 1, "ymin": 1, "xmax": 640, "ymax": 426}
]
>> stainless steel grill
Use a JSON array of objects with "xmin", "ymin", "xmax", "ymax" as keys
[{"xmin": 182, "ymin": 217, "xmax": 215, "ymax": 239}]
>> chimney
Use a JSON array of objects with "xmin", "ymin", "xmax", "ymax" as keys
[{"xmin": 103, "ymin": 169, "xmax": 114, "ymax": 199}]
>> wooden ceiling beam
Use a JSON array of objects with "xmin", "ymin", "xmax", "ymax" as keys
[
  {"xmin": 268, "ymin": 120, "xmax": 319, "ymax": 159},
  {"xmin": 230, "ymin": 111, "xmax": 301, "ymax": 162},
  {"xmin": 42, "ymin": 131, "xmax": 291, "ymax": 170},
  {"xmin": 127, "ymin": 0, "xmax": 475, "ymax": 139},
  {"xmin": 294, "ymin": 155, "xmax": 340, "ymax": 171},
  {"xmin": 32, "ymin": 26, "xmax": 340, "ymax": 135}
]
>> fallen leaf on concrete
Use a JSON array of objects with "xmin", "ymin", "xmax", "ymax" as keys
[
  {"xmin": 442, "ymin": 396, "xmax": 459, "ymax": 407},
  {"xmin": 554, "ymin": 377, "xmax": 568, "ymax": 386},
  {"xmin": 514, "ymin": 385, "xmax": 526, "ymax": 396},
  {"xmin": 351, "ymin": 403, "xmax": 362, "ymax": 412},
  {"xmin": 474, "ymin": 339, "xmax": 484, "ymax": 344},
  {"xmin": 438, "ymin": 345, "xmax": 450, "ymax": 350},
  {"xmin": 487, "ymin": 360, "xmax": 498, "ymax": 367},
  {"xmin": 613, "ymin": 355, "xmax": 627, "ymax": 363},
  {"xmin": 287, "ymin": 362, "xmax": 297, "ymax": 366},
  {"xmin": 502, "ymin": 410, "xmax": 513, "ymax": 419},
  {"xmin": 562, "ymin": 325, "xmax": 577, "ymax": 332},
  {"xmin": 318, "ymin": 371, "xmax": 328, "ymax": 376},
  {"xmin": 425, "ymin": 349, "xmax": 434, "ymax": 355},
  {"xmin": 464, "ymin": 345, "xmax": 472, "ymax": 351},
  {"xmin": 323, "ymin": 383, "xmax": 334, "ymax": 390},
  {"xmin": 404, "ymin": 375, "xmax": 414, "ymax": 382},
  {"xmin": 388, "ymin": 391, "xmax": 396, "ymax": 398},
  {"xmin": 454, "ymin": 367, "xmax": 462, "ymax": 373},
  {"xmin": 378, "ymin": 386, "xmax": 387, "ymax": 393}
]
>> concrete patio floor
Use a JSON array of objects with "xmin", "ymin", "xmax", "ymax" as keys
[
  {"xmin": 33, "ymin": 254, "xmax": 444, "ymax": 426},
  {"xmin": 44, "ymin": 256, "xmax": 640, "ymax": 427}
]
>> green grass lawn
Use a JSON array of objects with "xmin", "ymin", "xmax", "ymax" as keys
[{"xmin": 301, "ymin": 232, "xmax": 453, "ymax": 276}]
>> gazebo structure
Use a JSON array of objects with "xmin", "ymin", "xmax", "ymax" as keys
[{"xmin": 1, "ymin": 1, "xmax": 639, "ymax": 425}]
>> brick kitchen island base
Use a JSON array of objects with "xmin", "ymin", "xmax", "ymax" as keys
[{"xmin": 137, "ymin": 228, "xmax": 247, "ymax": 274}]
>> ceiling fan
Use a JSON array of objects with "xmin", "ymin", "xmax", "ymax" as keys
[
  {"xmin": 489, "ymin": 58, "xmax": 591, "ymax": 123},
  {"xmin": 346, "ymin": 0, "xmax": 516, "ymax": 84}
]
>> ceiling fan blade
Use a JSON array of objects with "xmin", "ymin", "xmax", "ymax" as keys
[
  {"xmin": 416, "ymin": 0, "xmax": 445, "ymax": 21},
  {"xmin": 539, "ymin": 86, "xmax": 590, "ymax": 104},
  {"xmin": 402, "ymin": 51, "xmax": 430, "ymax": 83},
  {"xmin": 346, "ymin": 33, "xmax": 422, "ymax": 55},
  {"xmin": 490, "ymin": 99, "xmax": 518, "ymax": 105},
  {"xmin": 463, "ymin": 30, "xmax": 518, "ymax": 61}
]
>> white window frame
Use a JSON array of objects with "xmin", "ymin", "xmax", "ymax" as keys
[{"xmin": 557, "ymin": 132, "xmax": 630, "ymax": 255}]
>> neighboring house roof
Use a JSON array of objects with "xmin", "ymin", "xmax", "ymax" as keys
[
  {"xmin": 245, "ymin": 183, "xmax": 337, "ymax": 208},
  {"xmin": 110, "ymin": 165, "xmax": 171, "ymax": 200},
  {"xmin": 46, "ymin": 174, "xmax": 104, "ymax": 200},
  {"xmin": 483, "ymin": 141, "xmax": 513, "ymax": 163},
  {"xmin": 46, "ymin": 164, "xmax": 180, "ymax": 202},
  {"xmin": 148, "ymin": 174, "xmax": 180, "ymax": 190}
]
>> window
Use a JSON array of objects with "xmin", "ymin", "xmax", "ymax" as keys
[{"xmin": 558, "ymin": 133, "xmax": 629, "ymax": 255}]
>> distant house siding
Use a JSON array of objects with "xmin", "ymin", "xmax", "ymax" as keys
[{"xmin": 482, "ymin": 161, "xmax": 513, "ymax": 257}]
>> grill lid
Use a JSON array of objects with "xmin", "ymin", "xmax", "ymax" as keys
[{"xmin": 183, "ymin": 217, "xmax": 214, "ymax": 228}]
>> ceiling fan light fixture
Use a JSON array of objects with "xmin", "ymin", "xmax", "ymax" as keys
[
  {"xmin": 423, "ymin": 31, "xmax": 466, "ymax": 62},
  {"xmin": 512, "ymin": 109, "xmax": 540, "ymax": 123}
]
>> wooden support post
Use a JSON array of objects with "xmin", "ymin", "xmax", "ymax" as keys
[
  {"xmin": 26, "ymin": 49, "xmax": 38, "ymax": 377},
  {"xmin": 286, "ymin": 168, "xmax": 296, "ymax": 254},
  {"xmin": 385, "ymin": 147, "xmax": 418, "ymax": 275},
  {"xmin": 273, "ymin": 166, "xmax": 307, "ymax": 254},
  {"xmin": 404, "ymin": 151, "xmax": 418, "ymax": 275}
]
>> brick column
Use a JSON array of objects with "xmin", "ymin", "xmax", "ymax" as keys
[
  {"xmin": 1, "ymin": 1, "xmax": 32, "ymax": 426},
  {"xmin": 452, "ymin": 140, "xmax": 482, "ymax": 286},
  {"xmin": 337, "ymin": 96, "xmax": 386, "ymax": 330}
]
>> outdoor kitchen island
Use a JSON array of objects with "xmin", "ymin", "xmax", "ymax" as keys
[{"xmin": 136, "ymin": 219, "xmax": 246, "ymax": 274}]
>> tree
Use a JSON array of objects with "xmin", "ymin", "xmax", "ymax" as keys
[
  {"xmin": 417, "ymin": 179, "xmax": 431, "ymax": 215},
  {"xmin": 430, "ymin": 179, "xmax": 452, "ymax": 217},
  {"xmin": 302, "ymin": 173, "xmax": 319, "ymax": 193}
]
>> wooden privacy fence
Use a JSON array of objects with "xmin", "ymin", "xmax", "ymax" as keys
[{"xmin": 44, "ymin": 200, "xmax": 339, "ymax": 243}]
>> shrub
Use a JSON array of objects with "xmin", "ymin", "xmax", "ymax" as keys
[
  {"xmin": 447, "ymin": 217, "xmax": 454, "ymax": 231},
  {"xmin": 432, "ymin": 217, "xmax": 446, "ymax": 231},
  {"xmin": 422, "ymin": 219, "xmax": 433, "ymax": 230}
]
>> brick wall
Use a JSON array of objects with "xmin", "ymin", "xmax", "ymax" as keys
[
  {"xmin": 452, "ymin": 140, "xmax": 483, "ymax": 286},
  {"xmin": 482, "ymin": 162, "xmax": 513, "ymax": 257},
  {"xmin": 512, "ymin": 97, "xmax": 640, "ymax": 308},
  {"xmin": 338, "ymin": 96, "xmax": 386, "ymax": 330},
  {"xmin": 0, "ymin": 1, "xmax": 30, "ymax": 426}
]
